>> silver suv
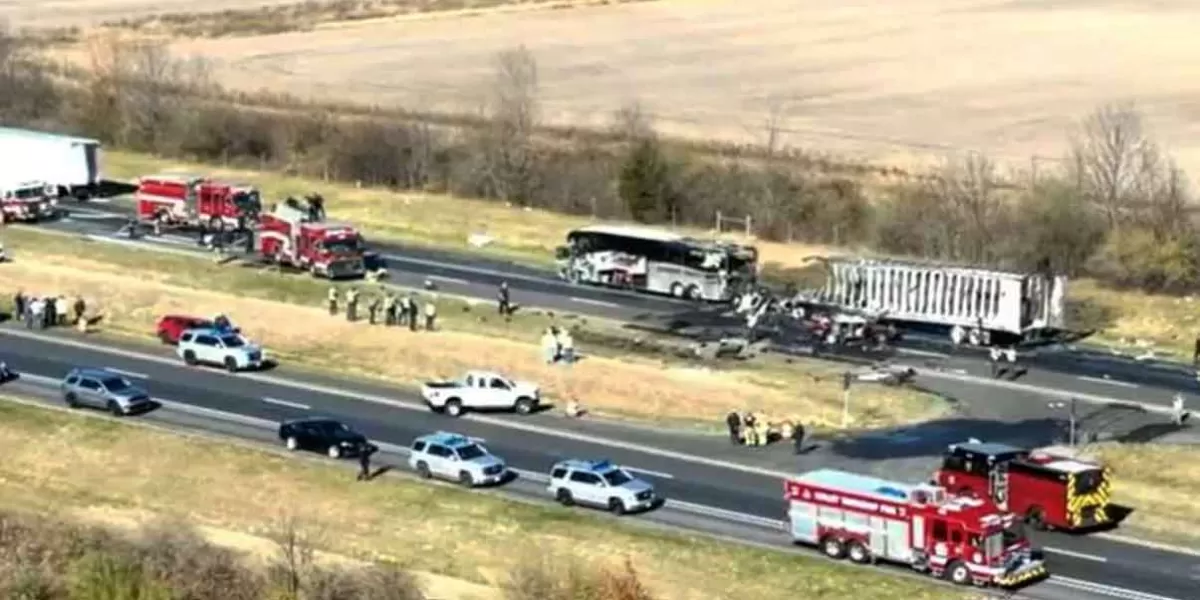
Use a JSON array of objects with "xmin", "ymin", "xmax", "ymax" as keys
[
  {"xmin": 409, "ymin": 431, "xmax": 508, "ymax": 487},
  {"xmin": 548, "ymin": 459, "xmax": 658, "ymax": 515},
  {"xmin": 61, "ymin": 368, "xmax": 153, "ymax": 416}
]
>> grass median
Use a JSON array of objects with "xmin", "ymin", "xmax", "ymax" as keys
[
  {"xmin": 101, "ymin": 150, "xmax": 1193, "ymax": 359},
  {"xmin": 1091, "ymin": 443, "xmax": 1200, "ymax": 549},
  {"xmin": 0, "ymin": 396, "xmax": 968, "ymax": 600},
  {"xmin": 0, "ymin": 226, "xmax": 945, "ymax": 430}
]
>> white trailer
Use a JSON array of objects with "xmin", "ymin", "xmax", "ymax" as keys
[
  {"xmin": 0, "ymin": 127, "xmax": 102, "ymax": 198},
  {"xmin": 797, "ymin": 258, "xmax": 1067, "ymax": 345}
]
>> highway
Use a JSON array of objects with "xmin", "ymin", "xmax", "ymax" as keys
[
  {"xmin": 0, "ymin": 325, "xmax": 1196, "ymax": 600},
  {"xmin": 44, "ymin": 201, "xmax": 1200, "ymax": 412}
]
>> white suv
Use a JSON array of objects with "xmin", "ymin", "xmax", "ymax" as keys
[
  {"xmin": 177, "ymin": 328, "xmax": 265, "ymax": 372},
  {"xmin": 548, "ymin": 459, "xmax": 658, "ymax": 515},
  {"xmin": 408, "ymin": 431, "xmax": 508, "ymax": 487}
]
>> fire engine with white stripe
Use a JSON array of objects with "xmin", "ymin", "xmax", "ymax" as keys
[
  {"xmin": 135, "ymin": 174, "xmax": 262, "ymax": 231},
  {"xmin": 786, "ymin": 468, "xmax": 1048, "ymax": 588},
  {"xmin": 255, "ymin": 197, "xmax": 366, "ymax": 279}
]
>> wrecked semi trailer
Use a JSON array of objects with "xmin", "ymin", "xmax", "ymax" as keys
[{"xmin": 798, "ymin": 258, "xmax": 1067, "ymax": 345}]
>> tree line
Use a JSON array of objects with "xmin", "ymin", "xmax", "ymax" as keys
[{"xmin": 2, "ymin": 31, "xmax": 1196, "ymax": 292}]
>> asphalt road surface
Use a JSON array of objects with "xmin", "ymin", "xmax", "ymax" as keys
[
  {"xmin": 40, "ymin": 201, "xmax": 1200, "ymax": 408},
  {"xmin": 0, "ymin": 326, "xmax": 1195, "ymax": 600}
]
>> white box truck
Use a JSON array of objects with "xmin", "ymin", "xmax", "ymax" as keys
[{"xmin": 0, "ymin": 127, "xmax": 102, "ymax": 199}]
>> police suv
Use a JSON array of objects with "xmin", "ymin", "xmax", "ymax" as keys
[
  {"xmin": 408, "ymin": 432, "xmax": 508, "ymax": 487},
  {"xmin": 548, "ymin": 459, "xmax": 658, "ymax": 515}
]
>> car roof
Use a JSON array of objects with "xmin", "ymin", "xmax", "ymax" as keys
[
  {"xmin": 282, "ymin": 417, "xmax": 344, "ymax": 428},
  {"xmin": 181, "ymin": 327, "xmax": 234, "ymax": 336},
  {"xmin": 68, "ymin": 367, "xmax": 125, "ymax": 380},
  {"xmin": 554, "ymin": 459, "xmax": 619, "ymax": 473},
  {"xmin": 417, "ymin": 431, "xmax": 477, "ymax": 449}
]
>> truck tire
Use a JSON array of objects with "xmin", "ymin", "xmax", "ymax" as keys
[
  {"xmin": 416, "ymin": 461, "xmax": 431, "ymax": 479},
  {"xmin": 224, "ymin": 356, "xmax": 239, "ymax": 373},
  {"xmin": 555, "ymin": 488, "xmax": 574, "ymax": 506},
  {"xmin": 208, "ymin": 216, "xmax": 223, "ymax": 232},
  {"xmin": 847, "ymin": 541, "xmax": 870, "ymax": 564},
  {"xmin": 670, "ymin": 282, "xmax": 684, "ymax": 298},
  {"xmin": 285, "ymin": 436, "xmax": 299, "ymax": 451},
  {"xmin": 946, "ymin": 561, "xmax": 971, "ymax": 585},
  {"xmin": 1025, "ymin": 506, "xmax": 1047, "ymax": 530},
  {"xmin": 821, "ymin": 537, "xmax": 845, "ymax": 559},
  {"xmin": 444, "ymin": 399, "xmax": 464, "ymax": 417},
  {"xmin": 458, "ymin": 470, "xmax": 474, "ymax": 487},
  {"xmin": 327, "ymin": 445, "xmax": 341, "ymax": 459},
  {"xmin": 107, "ymin": 400, "xmax": 123, "ymax": 417},
  {"xmin": 514, "ymin": 397, "xmax": 535, "ymax": 415},
  {"xmin": 183, "ymin": 350, "xmax": 198, "ymax": 366},
  {"xmin": 685, "ymin": 284, "xmax": 701, "ymax": 301},
  {"xmin": 64, "ymin": 392, "xmax": 79, "ymax": 409}
]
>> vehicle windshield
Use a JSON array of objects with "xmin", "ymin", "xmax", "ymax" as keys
[
  {"xmin": 101, "ymin": 377, "xmax": 131, "ymax": 392},
  {"xmin": 13, "ymin": 187, "xmax": 43, "ymax": 200},
  {"xmin": 1003, "ymin": 520, "xmax": 1026, "ymax": 546},
  {"xmin": 233, "ymin": 191, "xmax": 261, "ymax": 213},
  {"xmin": 220, "ymin": 335, "xmax": 245, "ymax": 348},
  {"xmin": 323, "ymin": 236, "xmax": 362, "ymax": 255},
  {"xmin": 1073, "ymin": 469, "xmax": 1104, "ymax": 495},
  {"xmin": 984, "ymin": 531, "xmax": 1004, "ymax": 560},
  {"xmin": 601, "ymin": 469, "xmax": 633, "ymax": 487},
  {"xmin": 457, "ymin": 444, "xmax": 486, "ymax": 460}
]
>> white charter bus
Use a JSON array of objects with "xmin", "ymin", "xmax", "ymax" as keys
[{"xmin": 555, "ymin": 225, "xmax": 758, "ymax": 302}]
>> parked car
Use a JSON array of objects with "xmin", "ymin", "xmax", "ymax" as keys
[
  {"xmin": 278, "ymin": 417, "xmax": 369, "ymax": 459},
  {"xmin": 155, "ymin": 315, "xmax": 214, "ymax": 345},
  {"xmin": 420, "ymin": 370, "xmax": 540, "ymax": 417},
  {"xmin": 547, "ymin": 459, "xmax": 658, "ymax": 515},
  {"xmin": 408, "ymin": 431, "xmax": 508, "ymax": 487},
  {"xmin": 176, "ymin": 327, "xmax": 265, "ymax": 372},
  {"xmin": 60, "ymin": 367, "xmax": 154, "ymax": 416}
]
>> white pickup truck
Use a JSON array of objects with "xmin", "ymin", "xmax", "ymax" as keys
[{"xmin": 421, "ymin": 371, "xmax": 541, "ymax": 417}]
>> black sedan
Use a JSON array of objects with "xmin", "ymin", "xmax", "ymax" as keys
[{"xmin": 278, "ymin": 417, "xmax": 369, "ymax": 459}]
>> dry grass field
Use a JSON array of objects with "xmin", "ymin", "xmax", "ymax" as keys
[
  {"xmin": 0, "ymin": 226, "xmax": 943, "ymax": 430},
  {"xmin": 0, "ymin": 397, "xmax": 967, "ymax": 600},
  {"xmin": 128, "ymin": 0, "xmax": 1200, "ymax": 175},
  {"xmin": 1089, "ymin": 443, "xmax": 1200, "ymax": 548}
]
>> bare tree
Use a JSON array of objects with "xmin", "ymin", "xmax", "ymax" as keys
[
  {"xmin": 268, "ymin": 514, "xmax": 319, "ymax": 599},
  {"xmin": 1069, "ymin": 102, "xmax": 1164, "ymax": 229},
  {"xmin": 924, "ymin": 152, "xmax": 1004, "ymax": 263},
  {"xmin": 610, "ymin": 101, "xmax": 654, "ymax": 143},
  {"xmin": 758, "ymin": 95, "xmax": 791, "ymax": 159},
  {"xmin": 476, "ymin": 45, "xmax": 541, "ymax": 205}
]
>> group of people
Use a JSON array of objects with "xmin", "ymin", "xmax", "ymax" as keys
[
  {"xmin": 326, "ymin": 286, "xmax": 438, "ymax": 331},
  {"xmin": 11, "ymin": 290, "xmax": 88, "ymax": 332},
  {"xmin": 540, "ymin": 327, "xmax": 576, "ymax": 365},
  {"xmin": 724, "ymin": 410, "xmax": 807, "ymax": 454}
]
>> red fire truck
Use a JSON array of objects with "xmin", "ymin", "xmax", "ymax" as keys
[
  {"xmin": 1, "ymin": 180, "xmax": 57, "ymax": 223},
  {"xmin": 135, "ymin": 174, "xmax": 262, "ymax": 231},
  {"xmin": 785, "ymin": 468, "xmax": 1047, "ymax": 587},
  {"xmin": 256, "ymin": 198, "xmax": 366, "ymax": 279},
  {"xmin": 933, "ymin": 441, "xmax": 1113, "ymax": 531}
]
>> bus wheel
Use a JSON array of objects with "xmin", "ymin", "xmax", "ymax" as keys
[
  {"xmin": 670, "ymin": 282, "xmax": 684, "ymax": 298},
  {"xmin": 950, "ymin": 325, "xmax": 966, "ymax": 345},
  {"xmin": 684, "ymin": 285, "xmax": 701, "ymax": 301}
]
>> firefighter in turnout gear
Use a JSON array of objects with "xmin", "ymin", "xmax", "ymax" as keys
[
  {"xmin": 345, "ymin": 288, "xmax": 360, "ymax": 322},
  {"xmin": 326, "ymin": 287, "xmax": 338, "ymax": 316},
  {"xmin": 406, "ymin": 295, "xmax": 419, "ymax": 331},
  {"xmin": 367, "ymin": 295, "xmax": 381, "ymax": 325},
  {"xmin": 383, "ymin": 293, "xmax": 397, "ymax": 326},
  {"xmin": 498, "ymin": 281, "xmax": 511, "ymax": 318}
]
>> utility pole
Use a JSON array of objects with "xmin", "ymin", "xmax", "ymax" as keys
[
  {"xmin": 1048, "ymin": 398, "xmax": 1078, "ymax": 446},
  {"xmin": 841, "ymin": 372, "xmax": 853, "ymax": 428}
]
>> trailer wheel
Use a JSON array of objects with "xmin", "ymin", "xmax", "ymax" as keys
[
  {"xmin": 670, "ymin": 282, "xmax": 684, "ymax": 298},
  {"xmin": 208, "ymin": 216, "xmax": 223, "ymax": 232},
  {"xmin": 684, "ymin": 284, "xmax": 702, "ymax": 301},
  {"xmin": 950, "ymin": 325, "xmax": 966, "ymax": 345},
  {"xmin": 820, "ymin": 537, "xmax": 845, "ymax": 559}
]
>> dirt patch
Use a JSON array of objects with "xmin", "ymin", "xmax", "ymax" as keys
[
  {"xmin": 0, "ymin": 227, "xmax": 943, "ymax": 429},
  {"xmin": 0, "ymin": 398, "xmax": 964, "ymax": 600}
]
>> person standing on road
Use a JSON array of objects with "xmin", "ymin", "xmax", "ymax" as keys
[
  {"xmin": 1173, "ymin": 395, "xmax": 1188, "ymax": 426},
  {"xmin": 12, "ymin": 291, "xmax": 25, "ymax": 322},
  {"xmin": 367, "ymin": 295, "xmax": 380, "ymax": 325},
  {"xmin": 989, "ymin": 347, "xmax": 1002, "ymax": 378},
  {"xmin": 792, "ymin": 422, "xmax": 807, "ymax": 455},
  {"xmin": 383, "ymin": 293, "xmax": 397, "ymax": 326},
  {"xmin": 45, "ymin": 296, "xmax": 57, "ymax": 328},
  {"xmin": 326, "ymin": 286, "xmax": 338, "ymax": 316},
  {"xmin": 406, "ymin": 295, "xmax": 418, "ymax": 331},
  {"xmin": 497, "ymin": 281, "xmax": 511, "ymax": 318},
  {"xmin": 357, "ymin": 442, "xmax": 378, "ymax": 481},
  {"xmin": 423, "ymin": 300, "xmax": 437, "ymax": 331},
  {"xmin": 725, "ymin": 410, "xmax": 742, "ymax": 445},
  {"xmin": 72, "ymin": 296, "xmax": 86, "ymax": 326}
]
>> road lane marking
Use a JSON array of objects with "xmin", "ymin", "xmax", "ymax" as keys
[
  {"xmin": 569, "ymin": 297, "xmax": 621, "ymax": 308},
  {"xmin": 105, "ymin": 368, "xmax": 149, "ymax": 379},
  {"xmin": 1049, "ymin": 575, "xmax": 1185, "ymax": 600},
  {"xmin": 430, "ymin": 276, "xmax": 470, "ymax": 286},
  {"xmin": 1044, "ymin": 546, "xmax": 1108, "ymax": 562},
  {"xmin": 1077, "ymin": 375, "xmax": 1140, "ymax": 388},
  {"xmin": 262, "ymin": 397, "xmax": 310, "ymax": 410},
  {"xmin": 624, "ymin": 466, "xmax": 675, "ymax": 479},
  {"xmin": 895, "ymin": 348, "xmax": 950, "ymax": 358}
]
